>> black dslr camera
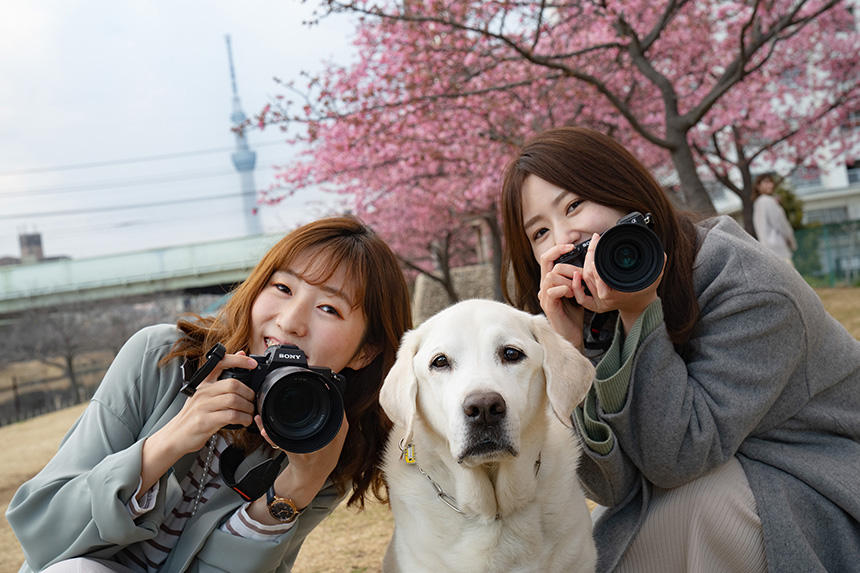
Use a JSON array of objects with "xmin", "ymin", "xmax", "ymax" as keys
[
  {"xmin": 554, "ymin": 211, "xmax": 664, "ymax": 293},
  {"xmin": 219, "ymin": 344, "xmax": 345, "ymax": 454}
]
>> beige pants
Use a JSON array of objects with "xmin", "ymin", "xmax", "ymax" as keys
[{"xmin": 597, "ymin": 457, "xmax": 768, "ymax": 572}]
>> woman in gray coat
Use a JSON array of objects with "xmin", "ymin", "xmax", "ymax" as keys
[
  {"xmin": 7, "ymin": 216, "xmax": 412, "ymax": 572},
  {"xmin": 499, "ymin": 127, "xmax": 860, "ymax": 572}
]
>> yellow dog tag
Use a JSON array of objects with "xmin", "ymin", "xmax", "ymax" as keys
[{"xmin": 403, "ymin": 443, "xmax": 416, "ymax": 464}]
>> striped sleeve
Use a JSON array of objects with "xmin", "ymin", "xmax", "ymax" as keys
[
  {"xmin": 126, "ymin": 478, "xmax": 159, "ymax": 518},
  {"xmin": 220, "ymin": 503, "xmax": 296, "ymax": 541}
]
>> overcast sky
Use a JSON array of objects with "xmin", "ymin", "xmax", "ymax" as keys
[{"xmin": 0, "ymin": 1, "xmax": 355, "ymax": 260}]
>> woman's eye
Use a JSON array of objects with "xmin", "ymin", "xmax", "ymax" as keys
[
  {"xmin": 274, "ymin": 283, "xmax": 291, "ymax": 295},
  {"xmin": 319, "ymin": 304, "xmax": 342, "ymax": 317},
  {"xmin": 500, "ymin": 346, "xmax": 525, "ymax": 363},
  {"xmin": 430, "ymin": 354, "xmax": 450, "ymax": 369},
  {"xmin": 566, "ymin": 199, "xmax": 583, "ymax": 215},
  {"xmin": 532, "ymin": 227, "xmax": 548, "ymax": 242}
]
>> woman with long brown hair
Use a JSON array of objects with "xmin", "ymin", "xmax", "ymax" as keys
[
  {"xmin": 8, "ymin": 216, "xmax": 412, "ymax": 572},
  {"xmin": 500, "ymin": 127, "xmax": 860, "ymax": 572}
]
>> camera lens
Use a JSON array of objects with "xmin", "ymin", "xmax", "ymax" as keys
[
  {"xmin": 268, "ymin": 374, "xmax": 331, "ymax": 438},
  {"xmin": 612, "ymin": 243, "xmax": 640, "ymax": 270},
  {"xmin": 257, "ymin": 367, "xmax": 344, "ymax": 453},
  {"xmin": 595, "ymin": 223, "xmax": 664, "ymax": 292}
]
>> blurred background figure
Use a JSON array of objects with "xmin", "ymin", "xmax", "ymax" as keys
[{"xmin": 752, "ymin": 173, "xmax": 798, "ymax": 265}]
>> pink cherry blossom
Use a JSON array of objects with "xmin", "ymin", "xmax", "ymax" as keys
[{"xmin": 257, "ymin": 0, "xmax": 858, "ymax": 299}]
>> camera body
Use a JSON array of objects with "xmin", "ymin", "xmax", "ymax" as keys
[
  {"xmin": 554, "ymin": 211, "xmax": 664, "ymax": 293},
  {"xmin": 220, "ymin": 344, "xmax": 345, "ymax": 453}
]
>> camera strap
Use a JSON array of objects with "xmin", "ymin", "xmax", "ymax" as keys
[
  {"xmin": 221, "ymin": 445, "xmax": 287, "ymax": 501},
  {"xmin": 584, "ymin": 311, "xmax": 615, "ymax": 351},
  {"xmin": 180, "ymin": 343, "xmax": 226, "ymax": 396}
]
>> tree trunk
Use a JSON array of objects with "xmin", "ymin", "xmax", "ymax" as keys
[
  {"xmin": 430, "ymin": 238, "xmax": 460, "ymax": 304},
  {"xmin": 440, "ymin": 267, "xmax": 459, "ymax": 304},
  {"xmin": 64, "ymin": 354, "xmax": 82, "ymax": 402},
  {"xmin": 481, "ymin": 211, "xmax": 504, "ymax": 302},
  {"xmin": 12, "ymin": 377, "xmax": 21, "ymax": 421},
  {"xmin": 739, "ymin": 165, "xmax": 756, "ymax": 236},
  {"xmin": 669, "ymin": 138, "xmax": 718, "ymax": 216},
  {"xmin": 732, "ymin": 131, "xmax": 756, "ymax": 235}
]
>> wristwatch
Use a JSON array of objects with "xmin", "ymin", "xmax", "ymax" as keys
[{"xmin": 266, "ymin": 486, "xmax": 303, "ymax": 523}]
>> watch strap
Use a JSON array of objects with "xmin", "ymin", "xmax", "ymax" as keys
[{"xmin": 266, "ymin": 485, "xmax": 303, "ymax": 523}]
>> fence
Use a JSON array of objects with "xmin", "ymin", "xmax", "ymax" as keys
[
  {"xmin": 0, "ymin": 367, "xmax": 107, "ymax": 427},
  {"xmin": 794, "ymin": 220, "xmax": 860, "ymax": 287}
]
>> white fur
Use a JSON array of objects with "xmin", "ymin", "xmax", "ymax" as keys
[{"xmin": 380, "ymin": 299, "xmax": 597, "ymax": 573}]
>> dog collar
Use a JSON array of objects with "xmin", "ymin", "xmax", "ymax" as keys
[
  {"xmin": 400, "ymin": 442, "xmax": 542, "ymax": 520},
  {"xmin": 401, "ymin": 441, "xmax": 465, "ymax": 515}
]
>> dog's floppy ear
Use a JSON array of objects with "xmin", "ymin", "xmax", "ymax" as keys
[
  {"xmin": 530, "ymin": 315, "xmax": 596, "ymax": 427},
  {"xmin": 379, "ymin": 326, "xmax": 422, "ymax": 443}
]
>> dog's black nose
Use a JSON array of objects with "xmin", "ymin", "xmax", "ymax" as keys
[{"xmin": 463, "ymin": 392, "xmax": 507, "ymax": 425}]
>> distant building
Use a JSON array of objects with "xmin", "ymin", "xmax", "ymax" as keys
[
  {"xmin": 0, "ymin": 232, "xmax": 70, "ymax": 266},
  {"xmin": 711, "ymin": 137, "xmax": 860, "ymax": 225},
  {"xmin": 19, "ymin": 233, "xmax": 44, "ymax": 264},
  {"xmin": 787, "ymin": 158, "xmax": 860, "ymax": 225}
]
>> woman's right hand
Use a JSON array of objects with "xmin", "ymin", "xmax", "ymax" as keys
[
  {"xmin": 161, "ymin": 352, "xmax": 260, "ymax": 455},
  {"xmin": 538, "ymin": 244, "xmax": 586, "ymax": 350},
  {"xmin": 138, "ymin": 351, "xmax": 259, "ymax": 495}
]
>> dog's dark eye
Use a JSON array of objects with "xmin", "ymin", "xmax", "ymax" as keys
[
  {"xmin": 500, "ymin": 346, "xmax": 525, "ymax": 363},
  {"xmin": 430, "ymin": 354, "xmax": 450, "ymax": 369}
]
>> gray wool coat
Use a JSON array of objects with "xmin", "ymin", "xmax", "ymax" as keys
[
  {"xmin": 574, "ymin": 216, "xmax": 860, "ymax": 573},
  {"xmin": 6, "ymin": 325, "xmax": 345, "ymax": 572}
]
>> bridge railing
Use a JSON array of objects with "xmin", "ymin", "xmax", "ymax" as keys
[{"xmin": 0, "ymin": 233, "xmax": 284, "ymax": 313}]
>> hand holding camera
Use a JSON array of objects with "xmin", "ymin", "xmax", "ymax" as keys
[
  {"xmin": 179, "ymin": 342, "xmax": 345, "ymax": 455},
  {"xmin": 553, "ymin": 211, "xmax": 666, "ymax": 336},
  {"xmin": 173, "ymin": 343, "xmax": 347, "ymax": 503},
  {"xmin": 554, "ymin": 211, "xmax": 664, "ymax": 293},
  {"xmin": 218, "ymin": 344, "xmax": 346, "ymax": 454}
]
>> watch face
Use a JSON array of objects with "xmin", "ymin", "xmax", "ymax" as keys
[{"xmin": 270, "ymin": 499, "xmax": 297, "ymax": 522}]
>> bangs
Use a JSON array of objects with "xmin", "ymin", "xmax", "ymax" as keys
[{"xmin": 284, "ymin": 243, "xmax": 368, "ymax": 309}]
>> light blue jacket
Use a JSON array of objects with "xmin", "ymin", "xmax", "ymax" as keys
[{"xmin": 7, "ymin": 325, "xmax": 344, "ymax": 572}]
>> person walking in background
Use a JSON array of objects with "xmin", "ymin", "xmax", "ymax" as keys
[
  {"xmin": 6, "ymin": 216, "xmax": 411, "ymax": 573},
  {"xmin": 499, "ymin": 126, "xmax": 860, "ymax": 572},
  {"xmin": 752, "ymin": 173, "xmax": 797, "ymax": 265}
]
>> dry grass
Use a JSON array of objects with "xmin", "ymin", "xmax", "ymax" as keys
[
  {"xmin": 816, "ymin": 288, "xmax": 860, "ymax": 339},
  {"xmin": 0, "ymin": 402, "xmax": 390, "ymax": 573},
  {"xmin": 0, "ymin": 403, "xmax": 88, "ymax": 572},
  {"xmin": 1, "ymin": 287, "xmax": 856, "ymax": 571},
  {"xmin": 293, "ymin": 500, "xmax": 392, "ymax": 573}
]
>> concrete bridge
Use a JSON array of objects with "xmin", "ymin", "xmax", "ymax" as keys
[{"xmin": 0, "ymin": 233, "xmax": 285, "ymax": 316}]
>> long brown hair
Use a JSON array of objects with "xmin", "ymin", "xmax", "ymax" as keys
[
  {"xmin": 500, "ymin": 127, "xmax": 701, "ymax": 347},
  {"xmin": 752, "ymin": 172, "xmax": 777, "ymax": 201},
  {"xmin": 165, "ymin": 216, "xmax": 412, "ymax": 507}
]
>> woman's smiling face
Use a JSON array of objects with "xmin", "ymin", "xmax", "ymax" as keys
[
  {"xmin": 521, "ymin": 174, "xmax": 627, "ymax": 264},
  {"xmin": 249, "ymin": 252, "xmax": 372, "ymax": 373}
]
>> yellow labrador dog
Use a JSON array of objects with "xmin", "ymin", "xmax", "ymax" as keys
[{"xmin": 380, "ymin": 299, "xmax": 597, "ymax": 572}]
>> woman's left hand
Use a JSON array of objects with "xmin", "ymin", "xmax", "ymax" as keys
[{"xmin": 571, "ymin": 233, "xmax": 666, "ymax": 334}]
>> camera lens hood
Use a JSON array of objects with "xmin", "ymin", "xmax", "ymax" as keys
[
  {"xmin": 257, "ymin": 366, "xmax": 345, "ymax": 453},
  {"xmin": 594, "ymin": 222, "xmax": 664, "ymax": 292}
]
